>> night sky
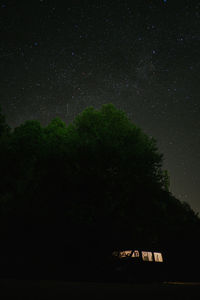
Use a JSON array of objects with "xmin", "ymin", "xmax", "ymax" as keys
[{"xmin": 1, "ymin": 0, "xmax": 200, "ymax": 212}]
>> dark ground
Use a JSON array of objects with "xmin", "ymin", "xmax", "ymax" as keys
[{"xmin": 0, "ymin": 280, "xmax": 200, "ymax": 300}]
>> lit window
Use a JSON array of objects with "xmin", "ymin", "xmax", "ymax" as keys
[
  {"xmin": 153, "ymin": 252, "xmax": 163, "ymax": 262},
  {"xmin": 119, "ymin": 250, "xmax": 132, "ymax": 258},
  {"xmin": 132, "ymin": 250, "xmax": 140, "ymax": 257},
  {"xmin": 142, "ymin": 251, "xmax": 153, "ymax": 261}
]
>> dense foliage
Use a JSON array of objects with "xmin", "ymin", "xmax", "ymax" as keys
[{"xmin": 0, "ymin": 104, "xmax": 199, "ymax": 279}]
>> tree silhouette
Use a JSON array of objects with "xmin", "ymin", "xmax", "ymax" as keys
[
  {"xmin": 0, "ymin": 106, "xmax": 10, "ymax": 138},
  {"xmin": 0, "ymin": 104, "xmax": 199, "ymax": 280}
]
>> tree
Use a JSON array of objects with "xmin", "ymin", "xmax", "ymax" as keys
[
  {"xmin": 0, "ymin": 104, "xmax": 199, "ymax": 279},
  {"xmin": 0, "ymin": 106, "xmax": 10, "ymax": 138}
]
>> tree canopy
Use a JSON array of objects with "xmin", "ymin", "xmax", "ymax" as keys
[
  {"xmin": 0, "ymin": 104, "xmax": 199, "ymax": 278},
  {"xmin": 0, "ymin": 106, "xmax": 10, "ymax": 138}
]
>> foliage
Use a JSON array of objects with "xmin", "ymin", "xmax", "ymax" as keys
[
  {"xmin": 0, "ymin": 104, "xmax": 199, "ymax": 277},
  {"xmin": 0, "ymin": 106, "xmax": 10, "ymax": 137}
]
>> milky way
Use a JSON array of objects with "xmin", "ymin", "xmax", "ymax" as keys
[{"xmin": 0, "ymin": 0, "xmax": 200, "ymax": 212}]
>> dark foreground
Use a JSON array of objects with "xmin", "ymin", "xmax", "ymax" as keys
[{"xmin": 0, "ymin": 279, "xmax": 200, "ymax": 300}]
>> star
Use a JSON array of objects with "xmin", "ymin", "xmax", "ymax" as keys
[{"xmin": 1, "ymin": 0, "xmax": 200, "ymax": 213}]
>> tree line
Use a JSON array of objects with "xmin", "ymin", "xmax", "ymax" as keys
[{"xmin": 0, "ymin": 104, "xmax": 199, "ymax": 280}]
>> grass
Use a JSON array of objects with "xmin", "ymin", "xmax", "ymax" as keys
[{"xmin": 0, "ymin": 279, "xmax": 200, "ymax": 300}]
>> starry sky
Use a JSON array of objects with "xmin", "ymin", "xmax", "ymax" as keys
[{"xmin": 0, "ymin": 0, "xmax": 200, "ymax": 212}]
